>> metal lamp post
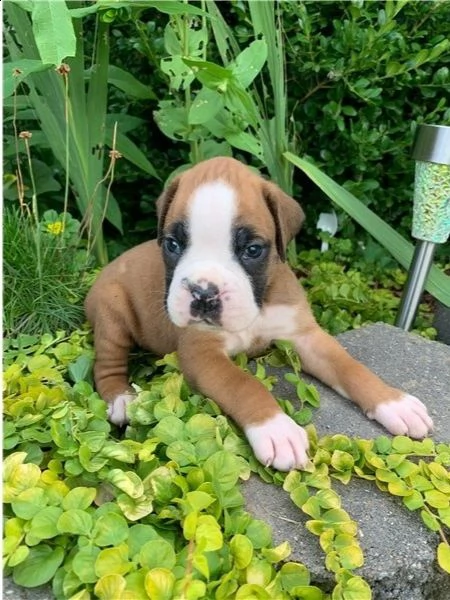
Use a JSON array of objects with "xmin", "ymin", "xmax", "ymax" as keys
[{"xmin": 395, "ymin": 124, "xmax": 450, "ymax": 330}]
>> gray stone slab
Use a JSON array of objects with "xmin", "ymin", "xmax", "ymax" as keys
[{"xmin": 243, "ymin": 323, "xmax": 450, "ymax": 600}]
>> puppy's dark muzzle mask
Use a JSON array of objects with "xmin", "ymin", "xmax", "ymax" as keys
[{"xmin": 186, "ymin": 280, "xmax": 222, "ymax": 324}]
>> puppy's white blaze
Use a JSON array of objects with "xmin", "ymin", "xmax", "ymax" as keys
[
  {"xmin": 166, "ymin": 180, "xmax": 260, "ymax": 331},
  {"xmin": 107, "ymin": 393, "xmax": 135, "ymax": 426},
  {"xmin": 188, "ymin": 181, "xmax": 236, "ymax": 260},
  {"xmin": 245, "ymin": 413, "xmax": 310, "ymax": 471},
  {"xmin": 367, "ymin": 393, "xmax": 433, "ymax": 439}
]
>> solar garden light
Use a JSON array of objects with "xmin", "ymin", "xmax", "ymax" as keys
[{"xmin": 395, "ymin": 124, "xmax": 450, "ymax": 330}]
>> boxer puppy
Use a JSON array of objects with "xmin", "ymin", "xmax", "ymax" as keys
[{"xmin": 85, "ymin": 156, "xmax": 433, "ymax": 471}]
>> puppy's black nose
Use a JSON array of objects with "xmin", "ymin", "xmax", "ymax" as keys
[{"xmin": 188, "ymin": 281, "xmax": 222, "ymax": 321}]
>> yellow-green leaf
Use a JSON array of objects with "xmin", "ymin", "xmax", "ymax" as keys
[
  {"xmin": 94, "ymin": 574, "xmax": 127, "ymax": 600},
  {"xmin": 437, "ymin": 542, "xmax": 450, "ymax": 574},
  {"xmin": 144, "ymin": 568, "xmax": 175, "ymax": 600}
]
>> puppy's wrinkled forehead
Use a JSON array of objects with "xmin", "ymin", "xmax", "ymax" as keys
[{"xmin": 162, "ymin": 159, "xmax": 276, "ymax": 240}]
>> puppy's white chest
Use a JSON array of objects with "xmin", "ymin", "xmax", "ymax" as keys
[{"xmin": 222, "ymin": 304, "xmax": 298, "ymax": 355}]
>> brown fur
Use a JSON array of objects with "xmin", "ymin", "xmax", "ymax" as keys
[{"xmin": 86, "ymin": 157, "xmax": 406, "ymax": 430}]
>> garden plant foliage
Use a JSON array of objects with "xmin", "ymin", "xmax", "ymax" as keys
[
  {"xmin": 3, "ymin": 1, "xmax": 450, "ymax": 597},
  {"xmin": 3, "ymin": 329, "xmax": 450, "ymax": 598}
]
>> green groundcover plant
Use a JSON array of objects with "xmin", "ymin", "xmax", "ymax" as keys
[{"xmin": 3, "ymin": 327, "xmax": 450, "ymax": 599}]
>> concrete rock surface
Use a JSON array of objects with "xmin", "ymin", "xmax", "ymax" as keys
[{"xmin": 243, "ymin": 323, "xmax": 450, "ymax": 600}]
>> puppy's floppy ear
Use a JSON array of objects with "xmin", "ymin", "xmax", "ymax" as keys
[
  {"xmin": 263, "ymin": 180, "xmax": 305, "ymax": 260},
  {"xmin": 156, "ymin": 176, "xmax": 180, "ymax": 243}
]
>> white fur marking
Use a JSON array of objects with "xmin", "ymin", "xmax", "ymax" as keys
[
  {"xmin": 166, "ymin": 181, "xmax": 260, "ymax": 331},
  {"xmin": 245, "ymin": 413, "xmax": 309, "ymax": 471},
  {"xmin": 107, "ymin": 393, "xmax": 135, "ymax": 426},
  {"xmin": 367, "ymin": 393, "xmax": 433, "ymax": 439}
]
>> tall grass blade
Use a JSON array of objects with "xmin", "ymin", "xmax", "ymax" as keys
[{"xmin": 285, "ymin": 152, "xmax": 450, "ymax": 306}]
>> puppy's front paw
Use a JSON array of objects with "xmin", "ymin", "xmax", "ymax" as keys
[
  {"xmin": 107, "ymin": 393, "xmax": 135, "ymax": 426},
  {"xmin": 245, "ymin": 413, "xmax": 309, "ymax": 471},
  {"xmin": 367, "ymin": 393, "xmax": 433, "ymax": 439}
]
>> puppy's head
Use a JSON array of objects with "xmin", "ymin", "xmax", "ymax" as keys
[{"xmin": 157, "ymin": 157, "xmax": 304, "ymax": 332}]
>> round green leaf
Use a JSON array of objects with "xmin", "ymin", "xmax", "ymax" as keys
[
  {"xmin": 13, "ymin": 545, "xmax": 64, "ymax": 587},
  {"xmin": 107, "ymin": 469, "xmax": 144, "ymax": 499},
  {"xmin": 95, "ymin": 545, "xmax": 131, "ymax": 578},
  {"xmin": 11, "ymin": 487, "xmax": 47, "ymax": 519},
  {"xmin": 195, "ymin": 515, "xmax": 223, "ymax": 552},
  {"xmin": 73, "ymin": 546, "xmax": 101, "ymax": 584},
  {"xmin": 144, "ymin": 568, "xmax": 175, "ymax": 600},
  {"xmin": 230, "ymin": 534, "xmax": 253, "ymax": 569},
  {"xmin": 437, "ymin": 542, "xmax": 450, "ymax": 574},
  {"xmin": 93, "ymin": 512, "xmax": 129, "ymax": 547},
  {"xmin": 139, "ymin": 539, "xmax": 176, "ymax": 570},
  {"xmin": 245, "ymin": 520, "xmax": 272, "ymax": 551},
  {"xmin": 94, "ymin": 574, "xmax": 127, "ymax": 600},
  {"xmin": 261, "ymin": 541, "xmax": 291, "ymax": 563},
  {"xmin": 279, "ymin": 562, "xmax": 311, "ymax": 590},
  {"xmin": 62, "ymin": 486, "xmax": 97, "ymax": 510},
  {"xmin": 30, "ymin": 506, "xmax": 63, "ymax": 540},
  {"xmin": 57, "ymin": 509, "xmax": 92, "ymax": 537},
  {"xmin": 392, "ymin": 436, "xmax": 414, "ymax": 454}
]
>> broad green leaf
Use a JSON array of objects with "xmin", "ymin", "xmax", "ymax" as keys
[
  {"xmin": 189, "ymin": 88, "xmax": 224, "ymax": 125},
  {"xmin": 195, "ymin": 515, "xmax": 223, "ymax": 552},
  {"xmin": 316, "ymin": 489, "xmax": 341, "ymax": 510},
  {"xmin": 93, "ymin": 513, "xmax": 129, "ymax": 546},
  {"xmin": 127, "ymin": 524, "xmax": 160, "ymax": 559},
  {"xmin": 403, "ymin": 490, "xmax": 424, "ymax": 510},
  {"xmin": 232, "ymin": 39, "xmax": 268, "ymax": 88},
  {"xmin": 279, "ymin": 562, "xmax": 311, "ymax": 590},
  {"xmin": 424, "ymin": 489, "xmax": 449, "ymax": 509},
  {"xmin": 105, "ymin": 65, "xmax": 155, "ymax": 99},
  {"xmin": 420, "ymin": 509, "xmax": 441, "ymax": 531},
  {"xmin": 107, "ymin": 469, "xmax": 144, "ymax": 498},
  {"xmin": 392, "ymin": 436, "xmax": 414, "ymax": 454},
  {"xmin": 235, "ymin": 583, "xmax": 271, "ymax": 599},
  {"xmin": 62, "ymin": 487, "xmax": 96, "ymax": 511},
  {"xmin": 338, "ymin": 544, "xmax": 364, "ymax": 569},
  {"xmin": 230, "ymin": 534, "xmax": 253, "ymax": 569},
  {"xmin": 95, "ymin": 545, "xmax": 131, "ymax": 578},
  {"xmin": 335, "ymin": 575, "xmax": 372, "ymax": 600},
  {"xmin": 73, "ymin": 545, "xmax": 101, "ymax": 584},
  {"xmin": 29, "ymin": 506, "xmax": 63, "ymax": 540},
  {"xmin": 331, "ymin": 450, "xmax": 355, "ymax": 472},
  {"xmin": 289, "ymin": 586, "xmax": 324, "ymax": 600},
  {"xmin": 203, "ymin": 450, "xmax": 242, "ymax": 492},
  {"xmin": 104, "ymin": 129, "xmax": 159, "ymax": 179},
  {"xmin": 117, "ymin": 492, "xmax": 153, "ymax": 521},
  {"xmin": 184, "ymin": 490, "xmax": 216, "ymax": 512},
  {"xmin": 13, "ymin": 545, "xmax": 64, "ymax": 587},
  {"xmin": 285, "ymin": 152, "xmax": 450, "ymax": 307},
  {"xmin": 11, "ymin": 487, "xmax": 47, "ymax": 519},
  {"xmin": 144, "ymin": 568, "xmax": 175, "ymax": 600},
  {"xmin": 166, "ymin": 440, "xmax": 197, "ymax": 466},
  {"xmin": 153, "ymin": 416, "xmax": 186, "ymax": 445},
  {"xmin": 7, "ymin": 545, "xmax": 30, "ymax": 567},
  {"xmin": 94, "ymin": 574, "xmax": 127, "ymax": 600},
  {"xmin": 245, "ymin": 519, "xmax": 272, "ymax": 550},
  {"xmin": 3, "ymin": 59, "xmax": 51, "ymax": 97},
  {"xmin": 57, "ymin": 509, "xmax": 92, "ymax": 536},
  {"xmin": 262, "ymin": 541, "xmax": 291, "ymax": 563},
  {"xmin": 31, "ymin": 0, "xmax": 76, "ymax": 65},
  {"xmin": 437, "ymin": 542, "xmax": 450, "ymax": 574},
  {"xmin": 139, "ymin": 539, "xmax": 176, "ymax": 570}
]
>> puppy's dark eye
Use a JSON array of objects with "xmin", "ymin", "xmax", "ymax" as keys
[
  {"xmin": 164, "ymin": 237, "xmax": 182, "ymax": 255},
  {"xmin": 243, "ymin": 243, "xmax": 264, "ymax": 259}
]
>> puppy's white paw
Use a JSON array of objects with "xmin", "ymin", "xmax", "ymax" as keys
[
  {"xmin": 367, "ymin": 393, "xmax": 433, "ymax": 439},
  {"xmin": 107, "ymin": 393, "xmax": 135, "ymax": 426},
  {"xmin": 245, "ymin": 413, "xmax": 309, "ymax": 471}
]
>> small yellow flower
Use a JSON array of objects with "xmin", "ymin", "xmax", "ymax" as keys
[{"xmin": 46, "ymin": 221, "xmax": 65, "ymax": 235}]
